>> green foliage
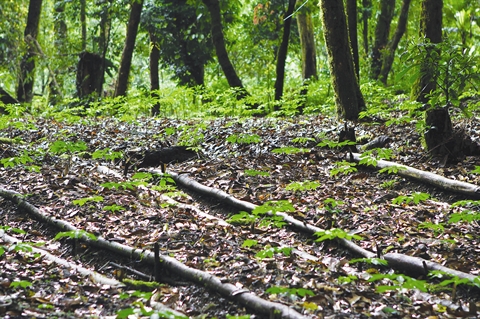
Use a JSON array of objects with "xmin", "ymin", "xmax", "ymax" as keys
[
  {"xmin": 49, "ymin": 140, "xmax": 87, "ymax": 155},
  {"xmin": 392, "ymin": 192, "xmax": 430, "ymax": 205},
  {"xmin": 72, "ymin": 196, "xmax": 104, "ymax": 206},
  {"xmin": 241, "ymin": 239, "xmax": 258, "ymax": 248},
  {"xmin": 91, "ymin": 148, "xmax": 123, "ymax": 161},
  {"xmin": 380, "ymin": 179, "xmax": 397, "ymax": 189},
  {"xmin": 10, "ymin": 280, "xmax": 32, "ymax": 289},
  {"xmin": 418, "ymin": 221, "xmax": 445, "ymax": 235},
  {"xmin": 228, "ymin": 200, "xmax": 294, "ymax": 228},
  {"xmin": 448, "ymin": 210, "xmax": 480, "ymax": 224},
  {"xmin": 266, "ymin": 286, "xmax": 315, "ymax": 298},
  {"xmin": 226, "ymin": 133, "xmax": 262, "ymax": 144},
  {"xmin": 379, "ymin": 165, "xmax": 407, "ymax": 174},
  {"xmin": 291, "ymin": 136, "xmax": 315, "ymax": 144},
  {"xmin": 330, "ymin": 161, "xmax": 357, "ymax": 177},
  {"xmin": 285, "ymin": 180, "xmax": 320, "ymax": 192},
  {"xmin": 429, "ymin": 270, "xmax": 480, "ymax": 289},
  {"xmin": 314, "ymin": 228, "xmax": 363, "ymax": 242},
  {"xmin": 271, "ymin": 147, "xmax": 310, "ymax": 155},
  {"xmin": 256, "ymin": 246, "xmax": 293, "ymax": 260},
  {"xmin": 226, "ymin": 315, "xmax": 251, "ymax": 319},
  {"xmin": 103, "ymin": 204, "xmax": 125, "ymax": 212},
  {"xmin": 350, "ymin": 258, "xmax": 389, "ymax": 266},
  {"xmin": 54, "ymin": 230, "xmax": 97, "ymax": 241},
  {"xmin": 317, "ymin": 139, "xmax": 356, "ymax": 149},
  {"xmin": 0, "ymin": 150, "xmax": 35, "ymax": 169},
  {"xmin": 337, "ymin": 275, "xmax": 359, "ymax": 284},
  {"xmin": 244, "ymin": 169, "xmax": 270, "ymax": 177},
  {"xmin": 368, "ymin": 273, "xmax": 429, "ymax": 293}
]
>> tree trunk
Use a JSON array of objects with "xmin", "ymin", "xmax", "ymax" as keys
[
  {"xmin": 274, "ymin": 0, "xmax": 296, "ymax": 102},
  {"xmin": 17, "ymin": 0, "xmax": 43, "ymax": 103},
  {"xmin": 346, "ymin": 0, "xmax": 359, "ymax": 79},
  {"xmin": 361, "ymin": 0, "xmax": 371, "ymax": 55},
  {"xmin": 201, "ymin": 0, "xmax": 248, "ymax": 99},
  {"xmin": 49, "ymin": 0, "xmax": 67, "ymax": 105},
  {"xmin": 76, "ymin": 52, "xmax": 104, "ymax": 98},
  {"xmin": 96, "ymin": 0, "xmax": 113, "ymax": 97},
  {"xmin": 378, "ymin": 0, "xmax": 412, "ymax": 85},
  {"xmin": 319, "ymin": 0, "xmax": 366, "ymax": 120},
  {"xmin": 80, "ymin": 0, "xmax": 87, "ymax": 51},
  {"xmin": 114, "ymin": 0, "xmax": 144, "ymax": 97},
  {"xmin": 149, "ymin": 32, "xmax": 160, "ymax": 116},
  {"xmin": 370, "ymin": 0, "xmax": 395, "ymax": 80},
  {"xmin": 411, "ymin": 0, "xmax": 443, "ymax": 103},
  {"xmin": 296, "ymin": 3, "xmax": 317, "ymax": 113}
]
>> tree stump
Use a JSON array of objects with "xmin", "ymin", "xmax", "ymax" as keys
[{"xmin": 424, "ymin": 107, "xmax": 453, "ymax": 158}]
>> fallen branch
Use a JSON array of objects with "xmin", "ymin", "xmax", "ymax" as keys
[
  {"xmin": 0, "ymin": 187, "xmax": 310, "ymax": 319},
  {"xmin": 350, "ymin": 152, "xmax": 480, "ymax": 199},
  {"xmin": 164, "ymin": 170, "xmax": 479, "ymax": 283},
  {"xmin": 0, "ymin": 229, "xmax": 124, "ymax": 287}
]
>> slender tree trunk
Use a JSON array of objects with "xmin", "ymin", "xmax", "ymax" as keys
[
  {"xmin": 361, "ymin": 0, "xmax": 371, "ymax": 55},
  {"xmin": 412, "ymin": 0, "xmax": 443, "ymax": 102},
  {"xmin": 201, "ymin": 0, "xmax": 248, "ymax": 99},
  {"xmin": 80, "ymin": 0, "xmax": 87, "ymax": 51},
  {"xmin": 274, "ymin": 0, "xmax": 296, "ymax": 102},
  {"xmin": 379, "ymin": 0, "xmax": 412, "ymax": 85},
  {"xmin": 115, "ymin": 0, "xmax": 144, "ymax": 97},
  {"xmin": 17, "ymin": 0, "xmax": 43, "ymax": 103},
  {"xmin": 297, "ymin": 3, "xmax": 317, "ymax": 113},
  {"xmin": 50, "ymin": 0, "xmax": 67, "ymax": 105},
  {"xmin": 97, "ymin": 0, "xmax": 112, "ymax": 97},
  {"xmin": 149, "ymin": 32, "xmax": 160, "ymax": 116},
  {"xmin": 346, "ymin": 0, "xmax": 359, "ymax": 79},
  {"xmin": 319, "ymin": 0, "xmax": 366, "ymax": 120},
  {"xmin": 370, "ymin": 0, "xmax": 395, "ymax": 80}
]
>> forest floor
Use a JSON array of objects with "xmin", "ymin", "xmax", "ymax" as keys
[{"xmin": 0, "ymin": 112, "xmax": 479, "ymax": 318}]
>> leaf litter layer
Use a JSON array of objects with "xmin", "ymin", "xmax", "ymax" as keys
[{"xmin": 0, "ymin": 115, "xmax": 479, "ymax": 318}]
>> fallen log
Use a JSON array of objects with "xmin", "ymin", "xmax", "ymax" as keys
[
  {"xmin": 163, "ymin": 170, "xmax": 479, "ymax": 283},
  {"xmin": 350, "ymin": 152, "xmax": 480, "ymax": 199},
  {"xmin": 0, "ymin": 187, "xmax": 310, "ymax": 319}
]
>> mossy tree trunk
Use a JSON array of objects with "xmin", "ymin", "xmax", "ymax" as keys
[
  {"xmin": 17, "ymin": 0, "xmax": 43, "ymax": 103},
  {"xmin": 319, "ymin": 0, "xmax": 366, "ymax": 120},
  {"xmin": 115, "ymin": 0, "xmax": 143, "ymax": 97},
  {"xmin": 49, "ymin": 0, "xmax": 67, "ymax": 105},
  {"xmin": 361, "ymin": 0, "xmax": 372, "ymax": 56},
  {"xmin": 370, "ymin": 0, "xmax": 395, "ymax": 80}
]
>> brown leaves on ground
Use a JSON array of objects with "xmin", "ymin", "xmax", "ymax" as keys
[{"xmin": 0, "ymin": 115, "xmax": 479, "ymax": 318}]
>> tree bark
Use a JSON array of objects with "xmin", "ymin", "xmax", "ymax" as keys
[
  {"xmin": 201, "ymin": 0, "xmax": 248, "ymax": 99},
  {"xmin": 319, "ymin": 0, "xmax": 366, "ymax": 120},
  {"xmin": 296, "ymin": 3, "xmax": 317, "ymax": 113},
  {"xmin": 17, "ymin": 0, "xmax": 43, "ymax": 103},
  {"xmin": 49, "ymin": 0, "xmax": 67, "ymax": 105},
  {"xmin": 80, "ymin": 0, "xmax": 87, "ymax": 51},
  {"xmin": 411, "ymin": 0, "xmax": 443, "ymax": 103},
  {"xmin": 378, "ymin": 0, "xmax": 412, "ymax": 85},
  {"xmin": 361, "ymin": 0, "xmax": 371, "ymax": 55},
  {"xmin": 346, "ymin": 0, "xmax": 360, "ymax": 79},
  {"xmin": 274, "ymin": 0, "xmax": 296, "ymax": 102},
  {"xmin": 370, "ymin": 0, "xmax": 396, "ymax": 80},
  {"xmin": 149, "ymin": 32, "xmax": 160, "ymax": 116},
  {"xmin": 96, "ymin": 0, "xmax": 113, "ymax": 97},
  {"xmin": 115, "ymin": 0, "xmax": 143, "ymax": 97}
]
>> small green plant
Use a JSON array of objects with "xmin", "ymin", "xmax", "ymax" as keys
[
  {"xmin": 10, "ymin": 280, "xmax": 32, "ymax": 289},
  {"xmin": 314, "ymin": 228, "xmax": 363, "ymax": 242},
  {"xmin": 368, "ymin": 273, "xmax": 429, "ymax": 293},
  {"xmin": 256, "ymin": 246, "xmax": 293, "ymax": 260},
  {"xmin": 241, "ymin": 239, "xmax": 258, "ymax": 248},
  {"xmin": 0, "ymin": 226, "xmax": 27, "ymax": 234},
  {"xmin": 338, "ymin": 274, "xmax": 359, "ymax": 284},
  {"xmin": 227, "ymin": 200, "xmax": 294, "ymax": 228},
  {"xmin": 54, "ymin": 230, "xmax": 97, "ymax": 241},
  {"xmin": 285, "ymin": 180, "xmax": 321, "ymax": 192},
  {"xmin": 226, "ymin": 315, "xmax": 251, "ymax": 319},
  {"xmin": 244, "ymin": 169, "xmax": 270, "ymax": 177},
  {"xmin": 91, "ymin": 148, "xmax": 123, "ymax": 161},
  {"xmin": 379, "ymin": 165, "xmax": 407, "ymax": 174},
  {"xmin": 49, "ymin": 140, "xmax": 87, "ymax": 155},
  {"xmin": 103, "ymin": 204, "xmax": 125, "ymax": 212},
  {"xmin": 317, "ymin": 139, "xmax": 356, "ymax": 149},
  {"xmin": 226, "ymin": 133, "xmax": 262, "ymax": 144},
  {"xmin": 151, "ymin": 174, "xmax": 177, "ymax": 192},
  {"xmin": 350, "ymin": 258, "xmax": 388, "ymax": 266},
  {"xmin": 0, "ymin": 150, "xmax": 36, "ymax": 170},
  {"xmin": 380, "ymin": 179, "xmax": 397, "ymax": 189},
  {"xmin": 271, "ymin": 146, "xmax": 310, "ymax": 155},
  {"xmin": 429, "ymin": 270, "xmax": 480, "ymax": 289},
  {"xmin": 117, "ymin": 290, "xmax": 188, "ymax": 319},
  {"xmin": 72, "ymin": 196, "xmax": 104, "ymax": 206},
  {"xmin": 101, "ymin": 173, "xmax": 151, "ymax": 190},
  {"xmin": 330, "ymin": 161, "xmax": 357, "ymax": 177},
  {"xmin": 291, "ymin": 136, "xmax": 315, "ymax": 144},
  {"xmin": 266, "ymin": 286, "xmax": 315, "ymax": 298},
  {"xmin": 418, "ymin": 221, "xmax": 445, "ymax": 236},
  {"xmin": 392, "ymin": 192, "xmax": 430, "ymax": 205}
]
